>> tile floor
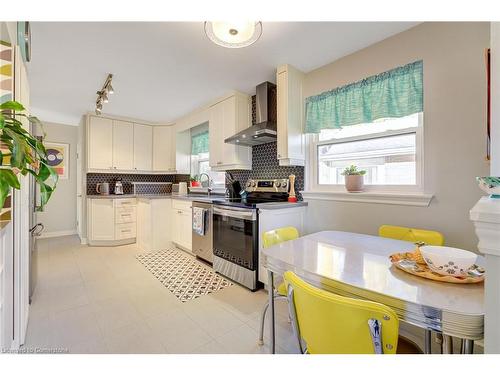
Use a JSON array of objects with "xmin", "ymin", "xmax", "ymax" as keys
[{"xmin": 24, "ymin": 235, "xmax": 299, "ymax": 354}]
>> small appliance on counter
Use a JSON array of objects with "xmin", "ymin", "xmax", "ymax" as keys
[
  {"xmin": 172, "ymin": 182, "xmax": 188, "ymax": 196},
  {"xmin": 96, "ymin": 182, "xmax": 110, "ymax": 195},
  {"xmin": 225, "ymin": 172, "xmax": 242, "ymax": 199},
  {"xmin": 114, "ymin": 178, "xmax": 124, "ymax": 195},
  {"xmin": 179, "ymin": 182, "xmax": 188, "ymax": 195}
]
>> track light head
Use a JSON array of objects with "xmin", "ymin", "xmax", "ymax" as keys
[{"xmin": 95, "ymin": 73, "xmax": 114, "ymax": 114}]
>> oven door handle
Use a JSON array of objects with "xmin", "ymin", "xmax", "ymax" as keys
[{"xmin": 213, "ymin": 207, "xmax": 256, "ymax": 220}]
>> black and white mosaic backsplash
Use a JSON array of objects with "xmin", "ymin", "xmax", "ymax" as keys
[
  {"xmin": 227, "ymin": 141, "xmax": 305, "ymax": 199},
  {"xmin": 86, "ymin": 173, "xmax": 190, "ymax": 195}
]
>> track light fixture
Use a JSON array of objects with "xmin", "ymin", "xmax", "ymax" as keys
[{"xmin": 95, "ymin": 73, "xmax": 114, "ymax": 115}]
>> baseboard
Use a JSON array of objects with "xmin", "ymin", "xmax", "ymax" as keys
[{"xmin": 39, "ymin": 229, "xmax": 77, "ymax": 239}]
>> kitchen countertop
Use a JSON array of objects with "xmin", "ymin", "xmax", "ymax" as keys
[
  {"xmin": 87, "ymin": 194, "xmax": 172, "ymax": 199},
  {"xmin": 255, "ymin": 201, "xmax": 308, "ymax": 209},
  {"xmin": 86, "ymin": 194, "xmax": 308, "ymax": 208}
]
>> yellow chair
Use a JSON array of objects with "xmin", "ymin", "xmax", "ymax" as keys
[
  {"xmin": 379, "ymin": 225, "xmax": 444, "ymax": 246},
  {"xmin": 283, "ymin": 271, "xmax": 399, "ymax": 354},
  {"xmin": 258, "ymin": 227, "xmax": 300, "ymax": 345}
]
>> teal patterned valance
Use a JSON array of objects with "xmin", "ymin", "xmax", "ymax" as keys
[
  {"xmin": 305, "ymin": 60, "xmax": 423, "ymax": 133},
  {"xmin": 191, "ymin": 130, "xmax": 209, "ymax": 155}
]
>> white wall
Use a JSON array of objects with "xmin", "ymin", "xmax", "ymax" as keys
[
  {"xmin": 303, "ymin": 22, "xmax": 490, "ymax": 251},
  {"xmin": 36, "ymin": 122, "xmax": 78, "ymax": 237}
]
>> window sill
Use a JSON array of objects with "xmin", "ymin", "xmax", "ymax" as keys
[{"xmin": 300, "ymin": 190, "xmax": 434, "ymax": 207}]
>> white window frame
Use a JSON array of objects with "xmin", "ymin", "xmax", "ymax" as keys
[
  {"xmin": 190, "ymin": 154, "xmax": 225, "ymax": 190},
  {"xmin": 304, "ymin": 113, "xmax": 432, "ymax": 206}
]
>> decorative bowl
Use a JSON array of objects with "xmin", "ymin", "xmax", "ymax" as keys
[
  {"xmin": 477, "ymin": 177, "xmax": 500, "ymax": 198},
  {"xmin": 420, "ymin": 246, "xmax": 477, "ymax": 277}
]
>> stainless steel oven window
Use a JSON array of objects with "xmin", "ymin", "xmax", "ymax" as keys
[{"xmin": 212, "ymin": 207, "xmax": 258, "ymax": 271}]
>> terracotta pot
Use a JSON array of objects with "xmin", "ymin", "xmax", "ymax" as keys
[{"xmin": 345, "ymin": 175, "xmax": 364, "ymax": 192}]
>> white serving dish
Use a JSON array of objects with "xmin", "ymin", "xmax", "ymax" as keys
[{"xmin": 420, "ymin": 246, "xmax": 477, "ymax": 277}]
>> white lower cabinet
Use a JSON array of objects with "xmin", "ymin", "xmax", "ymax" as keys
[
  {"xmin": 258, "ymin": 206, "xmax": 307, "ymax": 285},
  {"xmin": 136, "ymin": 198, "xmax": 172, "ymax": 252},
  {"xmin": 88, "ymin": 198, "xmax": 115, "ymax": 242},
  {"xmin": 87, "ymin": 198, "xmax": 137, "ymax": 245},
  {"xmin": 171, "ymin": 199, "xmax": 192, "ymax": 252}
]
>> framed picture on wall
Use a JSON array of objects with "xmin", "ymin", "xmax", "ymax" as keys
[{"xmin": 45, "ymin": 142, "xmax": 69, "ymax": 180}]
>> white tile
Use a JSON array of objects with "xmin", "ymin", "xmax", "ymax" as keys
[
  {"xmin": 103, "ymin": 322, "xmax": 167, "ymax": 354},
  {"xmin": 156, "ymin": 325, "xmax": 213, "ymax": 354},
  {"xmin": 92, "ymin": 296, "xmax": 144, "ymax": 334},
  {"xmin": 50, "ymin": 305, "xmax": 103, "ymax": 348},
  {"xmin": 27, "ymin": 235, "xmax": 299, "ymax": 354},
  {"xmin": 181, "ymin": 302, "xmax": 247, "ymax": 339},
  {"xmin": 191, "ymin": 339, "xmax": 228, "ymax": 354},
  {"xmin": 214, "ymin": 323, "xmax": 271, "ymax": 354}
]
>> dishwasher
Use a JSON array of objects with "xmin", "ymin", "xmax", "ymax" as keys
[{"xmin": 191, "ymin": 201, "xmax": 213, "ymax": 263}]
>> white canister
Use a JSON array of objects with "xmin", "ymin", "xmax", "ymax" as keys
[{"xmin": 178, "ymin": 182, "xmax": 188, "ymax": 196}]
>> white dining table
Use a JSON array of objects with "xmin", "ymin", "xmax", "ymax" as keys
[{"xmin": 261, "ymin": 231, "xmax": 485, "ymax": 354}]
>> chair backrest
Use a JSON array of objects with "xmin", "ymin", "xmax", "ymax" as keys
[
  {"xmin": 262, "ymin": 227, "xmax": 299, "ymax": 249},
  {"xmin": 284, "ymin": 271, "xmax": 399, "ymax": 354},
  {"xmin": 379, "ymin": 225, "xmax": 445, "ymax": 246}
]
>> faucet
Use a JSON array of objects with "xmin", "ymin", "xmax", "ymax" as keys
[{"xmin": 198, "ymin": 173, "xmax": 213, "ymax": 196}]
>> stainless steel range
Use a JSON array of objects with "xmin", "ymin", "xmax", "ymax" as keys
[{"xmin": 212, "ymin": 178, "xmax": 289, "ymax": 291}]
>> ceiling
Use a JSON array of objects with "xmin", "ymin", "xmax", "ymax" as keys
[{"xmin": 28, "ymin": 22, "xmax": 419, "ymax": 125}]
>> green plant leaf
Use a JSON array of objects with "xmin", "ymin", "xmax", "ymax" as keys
[
  {"xmin": 0, "ymin": 178, "xmax": 9, "ymax": 209},
  {"xmin": 0, "ymin": 168, "xmax": 21, "ymax": 189},
  {"xmin": 37, "ymin": 162, "xmax": 52, "ymax": 181},
  {"xmin": 0, "ymin": 113, "xmax": 4, "ymax": 129},
  {"xmin": 0, "ymin": 101, "xmax": 25, "ymax": 111},
  {"xmin": 39, "ymin": 182, "xmax": 54, "ymax": 206}
]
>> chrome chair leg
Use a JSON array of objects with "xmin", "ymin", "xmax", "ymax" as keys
[
  {"xmin": 424, "ymin": 330, "xmax": 432, "ymax": 354},
  {"xmin": 258, "ymin": 294, "xmax": 288, "ymax": 346},
  {"xmin": 463, "ymin": 339, "xmax": 474, "ymax": 354},
  {"xmin": 442, "ymin": 334, "xmax": 453, "ymax": 354},
  {"xmin": 258, "ymin": 302, "xmax": 269, "ymax": 345}
]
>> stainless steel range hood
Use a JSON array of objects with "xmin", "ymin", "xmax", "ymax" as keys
[{"xmin": 225, "ymin": 81, "xmax": 277, "ymax": 147}]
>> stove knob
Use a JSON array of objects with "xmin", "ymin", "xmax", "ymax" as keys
[
  {"xmin": 251, "ymin": 181, "xmax": 256, "ymax": 187},
  {"xmin": 275, "ymin": 182, "xmax": 281, "ymax": 188},
  {"xmin": 246, "ymin": 182, "xmax": 251, "ymax": 187}
]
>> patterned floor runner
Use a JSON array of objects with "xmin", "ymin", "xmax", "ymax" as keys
[{"xmin": 136, "ymin": 248, "xmax": 232, "ymax": 302}]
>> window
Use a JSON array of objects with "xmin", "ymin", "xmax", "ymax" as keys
[
  {"xmin": 190, "ymin": 152, "xmax": 225, "ymax": 187},
  {"xmin": 310, "ymin": 113, "xmax": 423, "ymax": 192}
]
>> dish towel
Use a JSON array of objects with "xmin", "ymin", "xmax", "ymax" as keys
[{"xmin": 192, "ymin": 207, "xmax": 206, "ymax": 236}]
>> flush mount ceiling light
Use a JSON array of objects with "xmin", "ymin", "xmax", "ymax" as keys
[
  {"xmin": 204, "ymin": 21, "xmax": 262, "ymax": 48},
  {"xmin": 95, "ymin": 73, "xmax": 114, "ymax": 115}
]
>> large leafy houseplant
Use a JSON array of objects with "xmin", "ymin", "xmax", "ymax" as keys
[{"xmin": 0, "ymin": 100, "xmax": 58, "ymax": 209}]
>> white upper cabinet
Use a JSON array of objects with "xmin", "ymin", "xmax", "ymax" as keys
[
  {"xmin": 209, "ymin": 92, "xmax": 252, "ymax": 171},
  {"xmin": 277, "ymin": 64, "xmax": 306, "ymax": 166},
  {"xmin": 133, "ymin": 123, "xmax": 153, "ymax": 171},
  {"xmin": 112, "ymin": 120, "xmax": 134, "ymax": 170},
  {"xmin": 175, "ymin": 130, "xmax": 192, "ymax": 175},
  {"xmin": 153, "ymin": 126, "xmax": 176, "ymax": 172},
  {"xmin": 88, "ymin": 116, "xmax": 113, "ymax": 170},
  {"xmin": 87, "ymin": 115, "xmax": 180, "ymax": 174}
]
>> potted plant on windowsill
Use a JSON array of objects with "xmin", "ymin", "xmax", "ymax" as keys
[
  {"xmin": 190, "ymin": 175, "xmax": 200, "ymax": 187},
  {"xmin": 0, "ymin": 100, "xmax": 58, "ymax": 209},
  {"xmin": 341, "ymin": 165, "xmax": 366, "ymax": 193}
]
